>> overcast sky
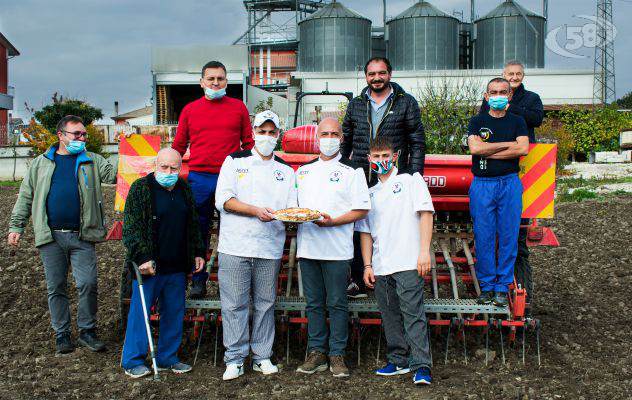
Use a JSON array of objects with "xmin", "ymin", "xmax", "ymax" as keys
[{"xmin": 2, "ymin": 0, "xmax": 631, "ymax": 123}]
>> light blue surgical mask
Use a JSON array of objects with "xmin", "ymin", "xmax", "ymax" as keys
[
  {"xmin": 205, "ymin": 87, "xmax": 226, "ymax": 100},
  {"xmin": 66, "ymin": 140, "xmax": 86, "ymax": 154},
  {"xmin": 488, "ymin": 96, "xmax": 509, "ymax": 110},
  {"xmin": 155, "ymin": 171, "xmax": 179, "ymax": 188}
]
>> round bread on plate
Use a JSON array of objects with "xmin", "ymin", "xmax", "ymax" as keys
[{"xmin": 273, "ymin": 208, "xmax": 322, "ymax": 223}]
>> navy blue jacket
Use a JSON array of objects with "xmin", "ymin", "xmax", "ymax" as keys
[{"xmin": 479, "ymin": 84, "xmax": 544, "ymax": 143}]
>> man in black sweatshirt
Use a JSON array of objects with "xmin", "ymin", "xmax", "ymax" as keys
[{"xmin": 479, "ymin": 60, "xmax": 544, "ymax": 309}]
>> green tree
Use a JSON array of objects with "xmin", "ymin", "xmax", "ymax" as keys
[
  {"xmin": 617, "ymin": 91, "xmax": 632, "ymax": 109},
  {"xmin": 417, "ymin": 75, "xmax": 483, "ymax": 154},
  {"xmin": 28, "ymin": 93, "xmax": 107, "ymax": 156},
  {"xmin": 556, "ymin": 106, "xmax": 632, "ymax": 156}
]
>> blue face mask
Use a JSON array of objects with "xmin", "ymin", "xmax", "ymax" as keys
[
  {"xmin": 155, "ymin": 171, "xmax": 179, "ymax": 188},
  {"xmin": 488, "ymin": 96, "xmax": 509, "ymax": 110},
  {"xmin": 66, "ymin": 140, "xmax": 86, "ymax": 154},
  {"xmin": 205, "ymin": 87, "xmax": 226, "ymax": 100}
]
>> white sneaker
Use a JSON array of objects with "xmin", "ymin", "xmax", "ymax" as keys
[
  {"xmin": 222, "ymin": 363, "xmax": 244, "ymax": 381},
  {"xmin": 252, "ymin": 359, "xmax": 279, "ymax": 375}
]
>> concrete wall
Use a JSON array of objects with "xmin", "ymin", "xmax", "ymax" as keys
[
  {"xmin": 246, "ymin": 85, "xmax": 289, "ymax": 128},
  {"xmin": 0, "ymin": 144, "xmax": 119, "ymax": 180}
]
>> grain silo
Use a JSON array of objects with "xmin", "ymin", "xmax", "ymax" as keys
[
  {"xmin": 386, "ymin": 1, "xmax": 459, "ymax": 70},
  {"xmin": 297, "ymin": 1, "xmax": 371, "ymax": 72},
  {"xmin": 474, "ymin": 0, "xmax": 546, "ymax": 69}
]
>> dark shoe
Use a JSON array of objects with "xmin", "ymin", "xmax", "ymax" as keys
[
  {"xmin": 78, "ymin": 329, "xmax": 106, "ymax": 352},
  {"xmin": 329, "ymin": 355, "xmax": 350, "ymax": 378},
  {"xmin": 413, "ymin": 367, "xmax": 432, "ymax": 385},
  {"xmin": 296, "ymin": 351, "xmax": 328, "ymax": 374},
  {"xmin": 347, "ymin": 282, "xmax": 367, "ymax": 299},
  {"xmin": 56, "ymin": 333, "xmax": 75, "ymax": 354},
  {"xmin": 190, "ymin": 280, "xmax": 207, "ymax": 299},
  {"xmin": 493, "ymin": 292, "xmax": 509, "ymax": 307},
  {"xmin": 477, "ymin": 291, "xmax": 495, "ymax": 305}
]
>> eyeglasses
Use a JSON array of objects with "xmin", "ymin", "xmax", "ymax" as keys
[
  {"xmin": 488, "ymin": 90, "xmax": 510, "ymax": 96},
  {"xmin": 63, "ymin": 130, "xmax": 88, "ymax": 139}
]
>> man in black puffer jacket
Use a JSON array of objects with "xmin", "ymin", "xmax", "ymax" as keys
[
  {"xmin": 342, "ymin": 57, "xmax": 426, "ymax": 180},
  {"xmin": 342, "ymin": 57, "xmax": 426, "ymax": 298}
]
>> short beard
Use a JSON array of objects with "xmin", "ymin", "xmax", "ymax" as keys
[{"xmin": 370, "ymin": 82, "xmax": 389, "ymax": 93}]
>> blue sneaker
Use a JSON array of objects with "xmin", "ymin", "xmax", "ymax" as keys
[
  {"xmin": 375, "ymin": 362, "xmax": 410, "ymax": 376},
  {"xmin": 124, "ymin": 365, "xmax": 151, "ymax": 379},
  {"xmin": 158, "ymin": 361, "xmax": 192, "ymax": 374},
  {"xmin": 413, "ymin": 367, "xmax": 432, "ymax": 385}
]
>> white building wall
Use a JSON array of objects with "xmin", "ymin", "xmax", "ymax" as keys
[{"xmin": 291, "ymin": 69, "xmax": 595, "ymax": 125}]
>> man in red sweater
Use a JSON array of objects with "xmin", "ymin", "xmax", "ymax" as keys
[{"xmin": 172, "ymin": 60, "xmax": 254, "ymax": 298}]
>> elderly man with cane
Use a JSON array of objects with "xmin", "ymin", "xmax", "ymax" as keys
[{"xmin": 121, "ymin": 148, "xmax": 206, "ymax": 378}]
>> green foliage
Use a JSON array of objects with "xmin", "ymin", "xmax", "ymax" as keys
[
  {"xmin": 535, "ymin": 119, "xmax": 575, "ymax": 170},
  {"xmin": 417, "ymin": 75, "xmax": 483, "ymax": 154},
  {"xmin": 25, "ymin": 93, "xmax": 107, "ymax": 157},
  {"xmin": 555, "ymin": 106, "xmax": 632, "ymax": 155},
  {"xmin": 338, "ymin": 101, "xmax": 347, "ymax": 124},
  {"xmin": 617, "ymin": 91, "xmax": 632, "ymax": 109},
  {"xmin": 34, "ymin": 93, "xmax": 103, "ymax": 133},
  {"xmin": 253, "ymin": 97, "xmax": 274, "ymax": 114}
]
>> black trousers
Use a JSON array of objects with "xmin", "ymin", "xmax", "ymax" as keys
[
  {"xmin": 350, "ymin": 231, "xmax": 365, "ymax": 290},
  {"xmin": 514, "ymin": 218, "xmax": 533, "ymax": 304}
]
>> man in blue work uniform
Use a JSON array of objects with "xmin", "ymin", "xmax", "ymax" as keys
[
  {"xmin": 468, "ymin": 78, "xmax": 529, "ymax": 307},
  {"xmin": 479, "ymin": 60, "xmax": 543, "ymax": 308}
]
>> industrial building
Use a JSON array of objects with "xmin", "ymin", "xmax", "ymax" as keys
[
  {"xmin": 149, "ymin": 0, "xmax": 597, "ymax": 127},
  {"xmin": 0, "ymin": 32, "xmax": 19, "ymax": 145}
]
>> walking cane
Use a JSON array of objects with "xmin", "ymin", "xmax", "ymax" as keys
[{"xmin": 130, "ymin": 261, "xmax": 160, "ymax": 381}]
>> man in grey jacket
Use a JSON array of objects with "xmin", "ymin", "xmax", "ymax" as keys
[{"xmin": 8, "ymin": 115, "xmax": 116, "ymax": 354}]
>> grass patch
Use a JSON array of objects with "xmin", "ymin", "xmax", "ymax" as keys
[
  {"xmin": 0, "ymin": 180, "xmax": 22, "ymax": 187},
  {"xmin": 558, "ymin": 188, "xmax": 599, "ymax": 203},
  {"xmin": 557, "ymin": 175, "xmax": 632, "ymax": 190}
]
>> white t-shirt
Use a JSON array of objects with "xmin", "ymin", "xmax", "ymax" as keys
[
  {"xmin": 297, "ymin": 153, "xmax": 370, "ymax": 260},
  {"xmin": 215, "ymin": 149, "xmax": 297, "ymax": 259},
  {"xmin": 355, "ymin": 168, "xmax": 434, "ymax": 275}
]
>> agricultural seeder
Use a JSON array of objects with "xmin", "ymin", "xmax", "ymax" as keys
[{"xmin": 109, "ymin": 134, "xmax": 559, "ymax": 368}]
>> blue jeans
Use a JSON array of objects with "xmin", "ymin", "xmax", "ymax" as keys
[
  {"xmin": 121, "ymin": 272, "xmax": 186, "ymax": 369},
  {"xmin": 187, "ymin": 171, "xmax": 219, "ymax": 282},
  {"xmin": 469, "ymin": 173, "xmax": 523, "ymax": 293},
  {"xmin": 300, "ymin": 259, "xmax": 349, "ymax": 356}
]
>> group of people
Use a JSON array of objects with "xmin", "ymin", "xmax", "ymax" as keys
[{"xmin": 7, "ymin": 56, "xmax": 543, "ymax": 386}]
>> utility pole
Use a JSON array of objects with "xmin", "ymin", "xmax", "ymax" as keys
[{"xmin": 593, "ymin": 0, "xmax": 616, "ymax": 106}]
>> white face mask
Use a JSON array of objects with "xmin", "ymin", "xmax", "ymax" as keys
[
  {"xmin": 319, "ymin": 138, "xmax": 340, "ymax": 157},
  {"xmin": 254, "ymin": 134, "xmax": 278, "ymax": 156}
]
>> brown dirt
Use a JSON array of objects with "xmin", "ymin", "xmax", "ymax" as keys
[{"xmin": 1, "ymin": 185, "xmax": 631, "ymax": 400}]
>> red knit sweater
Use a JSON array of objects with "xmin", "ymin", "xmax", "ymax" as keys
[{"xmin": 172, "ymin": 96, "xmax": 254, "ymax": 173}]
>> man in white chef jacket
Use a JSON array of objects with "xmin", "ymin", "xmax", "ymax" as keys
[
  {"xmin": 295, "ymin": 118, "xmax": 370, "ymax": 378},
  {"xmin": 215, "ymin": 110, "xmax": 297, "ymax": 381}
]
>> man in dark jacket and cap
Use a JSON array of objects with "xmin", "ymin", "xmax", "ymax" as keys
[
  {"xmin": 479, "ymin": 60, "xmax": 544, "ymax": 310},
  {"xmin": 341, "ymin": 57, "xmax": 426, "ymax": 298}
]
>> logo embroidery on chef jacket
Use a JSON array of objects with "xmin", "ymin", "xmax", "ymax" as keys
[
  {"xmin": 329, "ymin": 171, "xmax": 342, "ymax": 182},
  {"xmin": 274, "ymin": 170, "xmax": 285, "ymax": 181},
  {"xmin": 236, "ymin": 168, "xmax": 249, "ymax": 179},
  {"xmin": 298, "ymin": 170, "xmax": 309, "ymax": 180},
  {"xmin": 392, "ymin": 182, "xmax": 403, "ymax": 194}
]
